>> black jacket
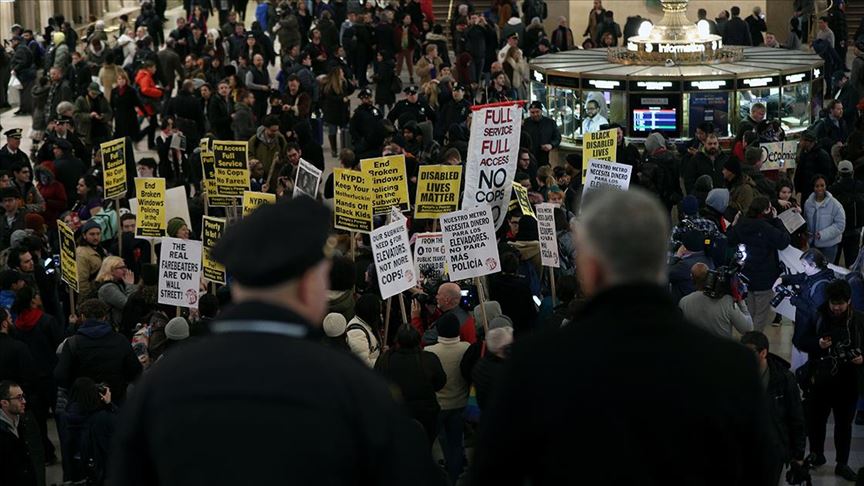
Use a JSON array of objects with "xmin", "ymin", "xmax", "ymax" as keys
[
  {"xmin": 109, "ymin": 301, "xmax": 446, "ymax": 486},
  {"xmin": 11, "ymin": 313, "xmax": 63, "ymax": 379},
  {"xmin": 0, "ymin": 332, "xmax": 36, "ymax": 387},
  {"xmin": 764, "ymin": 353, "xmax": 806, "ymax": 462},
  {"xmin": 0, "ymin": 414, "xmax": 37, "ymax": 486},
  {"xmin": 726, "ymin": 216, "xmax": 790, "ymax": 291},
  {"xmin": 208, "ymin": 95, "xmax": 233, "ymax": 140},
  {"xmin": 471, "ymin": 353, "xmax": 506, "ymax": 411},
  {"xmin": 374, "ymin": 348, "xmax": 446, "ymax": 418},
  {"xmin": 488, "ymin": 273, "xmax": 539, "ymax": 335},
  {"xmin": 682, "ymin": 150, "xmax": 727, "ymax": 194},
  {"xmin": 794, "ymin": 146, "xmax": 835, "ymax": 202},
  {"xmin": 521, "ymin": 116, "xmax": 561, "ymax": 167},
  {"xmin": 723, "ymin": 17, "xmax": 752, "ymax": 46},
  {"xmin": 470, "ymin": 284, "xmax": 777, "ymax": 485},
  {"xmin": 349, "ymin": 103, "xmax": 386, "ymax": 160},
  {"xmin": 54, "ymin": 319, "xmax": 143, "ymax": 402}
]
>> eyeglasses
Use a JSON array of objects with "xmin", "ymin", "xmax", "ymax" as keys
[{"xmin": 4, "ymin": 394, "xmax": 25, "ymax": 402}]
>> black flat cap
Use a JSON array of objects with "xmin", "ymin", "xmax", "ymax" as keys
[{"xmin": 212, "ymin": 196, "xmax": 332, "ymax": 288}]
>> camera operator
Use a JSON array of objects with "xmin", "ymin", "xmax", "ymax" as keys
[
  {"xmin": 680, "ymin": 262, "xmax": 753, "ymax": 339},
  {"xmin": 775, "ymin": 248, "xmax": 835, "ymax": 368},
  {"xmin": 410, "ymin": 282, "xmax": 477, "ymax": 345},
  {"xmin": 740, "ymin": 331, "xmax": 807, "ymax": 486},
  {"xmin": 727, "ymin": 196, "xmax": 791, "ymax": 331},
  {"xmin": 794, "ymin": 280, "xmax": 863, "ymax": 482},
  {"xmin": 668, "ymin": 230, "xmax": 715, "ymax": 304}
]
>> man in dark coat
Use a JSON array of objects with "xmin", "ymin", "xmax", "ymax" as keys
[
  {"xmin": 36, "ymin": 115, "xmax": 87, "ymax": 163},
  {"xmin": 722, "ymin": 6, "xmax": 752, "ymax": 46},
  {"xmin": 521, "ymin": 101, "xmax": 561, "ymax": 167},
  {"xmin": 0, "ymin": 128, "xmax": 29, "ymax": 173},
  {"xmin": 682, "ymin": 132, "xmax": 728, "ymax": 193},
  {"xmin": 164, "ymin": 79, "xmax": 206, "ymax": 150},
  {"xmin": 349, "ymin": 87, "xmax": 386, "ymax": 160},
  {"xmin": 0, "ymin": 308, "xmax": 36, "ymax": 389},
  {"xmin": 794, "ymin": 131, "xmax": 836, "ymax": 202},
  {"xmin": 109, "ymin": 197, "xmax": 445, "ymax": 486},
  {"xmin": 470, "ymin": 189, "xmax": 777, "ymax": 485},
  {"xmin": 10, "ymin": 36, "xmax": 37, "ymax": 115},
  {"xmin": 157, "ymin": 39, "xmax": 185, "ymax": 93},
  {"xmin": 209, "ymin": 80, "xmax": 234, "ymax": 140},
  {"xmin": 745, "ymin": 7, "xmax": 767, "ymax": 46},
  {"xmin": 388, "ymin": 85, "xmax": 435, "ymax": 129},
  {"xmin": 0, "ymin": 381, "xmax": 38, "ymax": 486},
  {"xmin": 436, "ymin": 83, "xmax": 471, "ymax": 144}
]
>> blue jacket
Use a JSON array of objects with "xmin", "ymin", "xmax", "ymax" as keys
[{"xmin": 804, "ymin": 191, "xmax": 846, "ymax": 248}]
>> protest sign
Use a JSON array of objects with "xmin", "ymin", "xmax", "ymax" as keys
[
  {"xmin": 582, "ymin": 128, "xmax": 617, "ymax": 183},
  {"xmin": 201, "ymin": 153, "xmax": 236, "ymax": 207},
  {"xmin": 58, "ymin": 219, "xmax": 79, "ymax": 293},
  {"xmin": 212, "ymin": 140, "xmax": 250, "ymax": 196},
  {"xmin": 583, "ymin": 159, "xmax": 632, "ymax": 195},
  {"xmin": 158, "ymin": 237, "xmax": 202, "ymax": 309},
  {"xmin": 134, "ymin": 177, "xmax": 166, "ymax": 238},
  {"xmin": 201, "ymin": 216, "xmax": 226, "ymax": 284},
  {"xmin": 462, "ymin": 102, "xmax": 522, "ymax": 229},
  {"xmin": 511, "ymin": 182, "xmax": 535, "ymax": 218},
  {"xmin": 778, "ymin": 209, "xmax": 806, "ymax": 234},
  {"xmin": 536, "ymin": 203, "xmax": 560, "ymax": 268},
  {"xmin": 760, "ymin": 141, "xmax": 798, "ymax": 170},
  {"xmin": 100, "ymin": 138, "xmax": 127, "ymax": 199},
  {"xmin": 293, "ymin": 159, "xmax": 322, "ymax": 199},
  {"xmin": 415, "ymin": 165, "xmax": 462, "ymax": 219},
  {"xmin": 361, "ymin": 154, "xmax": 410, "ymax": 214},
  {"xmin": 199, "ymin": 137, "xmax": 211, "ymax": 154},
  {"xmin": 413, "ymin": 232, "xmax": 447, "ymax": 282},
  {"xmin": 440, "ymin": 205, "xmax": 501, "ymax": 281},
  {"xmin": 371, "ymin": 219, "xmax": 416, "ymax": 299},
  {"xmin": 242, "ymin": 191, "xmax": 276, "ymax": 217},
  {"xmin": 333, "ymin": 168, "xmax": 373, "ymax": 232}
]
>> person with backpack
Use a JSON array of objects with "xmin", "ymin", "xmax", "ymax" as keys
[
  {"xmin": 346, "ymin": 293, "xmax": 383, "ymax": 367},
  {"xmin": 62, "ymin": 377, "xmax": 118, "ymax": 485},
  {"xmin": 828, "ymin": 160, "xmax": 864, "ymax": 266}
]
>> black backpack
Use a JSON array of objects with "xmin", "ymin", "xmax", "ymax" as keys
[{"xmin": 833, "ymin": 181, "xmax": 864, "ymax": 230}]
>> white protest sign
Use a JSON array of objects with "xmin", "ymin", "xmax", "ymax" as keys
[
  {"xmin": 440, "ymin": 205, "xmax": 501, "ymax": 281},
  {"xmin": 536, "ymin": 203, "xmax": 560, "ymax": 268},
  {"xmin": 759, "ymin": 141, "xmax": 798, "ymax": 170},
  {"xmin": 462, "ymin": 102, "xmax": 522, "ymax": 230},
  {"xmin": 293, "ymin": 158, "xmax": 323, "ymax": 198},
  {"xmin": 778, "ymin": 209, "xmax": 806, "ymax": 234},
  {"xmin": 370, "ymin": 219, "xmax": 416, "ymax": 299},
  {"xmin": 158, "ymin": 237, "xmax": 203, "ymax": 309},
  {"xmin": 413, "ymin": 232, "xmax": 447, "ymax": 282},
  {"xmin": 583, "ymin": 159, "xmax": 632, "ymax": 195}
]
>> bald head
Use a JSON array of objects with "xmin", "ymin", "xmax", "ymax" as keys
[
  {"xmin": 436, "ymin": 283, "xmax": 462, "ymax": 311},
  {"xmin": 690, "ymin": 263, "xmax": 710, "ymax": 290}
]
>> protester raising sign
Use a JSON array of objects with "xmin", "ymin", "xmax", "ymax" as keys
[
  {"xmin": 511, "ymin": 182, "xmax": 535, "ymax": 218},
  {"xmin": 158, "ymin": 237, "xmax": 202, "ymax": 309},
  {"xmin": 413, "ymin": 232, "xmax": 447, "ymax": 282},
  {"xmin": 361, "ymin": 154, "xmax": 411, "ymax": 214},
  {"xmin": 536, "ymin": 203, "xmax": 560, "ymax": 268},
  {"xmin": 58, "ymin": 219, "xmax": 79, "ymax": 293},
  {"xmin": 134, "ymin": 177, "xmax": 167, "ymax": 238},
  {"xmin": 583, "ymin": 159, "xmax": 632, "ymax": 195},
  {"xmin": 333, "ymin": 168, "xmax": 373, "ymax": 233},
  {"xmin": 759, "ymin": 141, "xmax": 798, "ymax": 170},
  {"xmin": 440, "ymin": 205, "xmax": 501, "ymax": 281},
  {"xmin": 415, "ymin": 165, "xmax": 462, "ymax": 219},
  {"xmin": 582, "ymin": 128, "xmax": 617, "ymax": 183},
  {"xmin": 462, "ymin": 102, "xmax": 522, "ymax": 229},
  {"xmin": 212, "ymin": 140, "xmax": 250, "ymax": 196},
  {"xmin": 370, "ymin": 219, "xmax": 416, "ymax": 299},
  {"xmin": 293, "ymin": 159, "xmax": 323, "ymax": 199},
  {"xmin": 242, "ymin": 191, "xmax": 276, "ymax": 217},
  {"xmin": 201, "ymin": 153, "xmax": 236, "ymax": 207},
  {"xmin": 100, "ymin": 137, "xmax": 127, "ymax": 199},
  {"xmin": 201, "ymin": 216, "xmax": 226, "ymax": 284}
]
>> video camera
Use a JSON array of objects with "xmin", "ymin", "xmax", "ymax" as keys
[
  {"xmin": 703, "ymin": 244, "xmax": 749, "ymax": 300},
  {"xmin": 771, "ymin": 284, "xmax": 798, "ymax": 308},
  {"xmin": 831, "ymin": 339, "xmax": 862, "ymax": 365}
]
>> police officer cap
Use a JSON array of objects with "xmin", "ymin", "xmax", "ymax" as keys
[
  {"xmin": 358, "ymin": 87, "xmax": 373, "ymax": 98},
  {"xmin": 57, "ymin": 115, "xmax": 74, "ymax": 124},
  {"xmin": 404, "ymin": 85, "xmax": 419, "ymax": 95},
  {"xmin": 53, "ymin": 139, "xmax": 72, "ymax": 151},
  {"xmin": 452, "ymin": 83, "xmax": 466, "ymax": 92},
  {"xmin": 3, "ymin": 128, "xmax": 22, "ymax": 139},
  {"xmin": 212, "ymin": 197, "xmax": 333, "ymax": 288},
  {"xmin": 528, "ymin": 101, "xmax": 544, "ymax": 110}
]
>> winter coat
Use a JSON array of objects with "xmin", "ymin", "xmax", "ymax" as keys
[
  {"xmin": 248, "ymin": 126, "xmax": 288, "ymax": 184},
  {"xmin": 76, "ymin": 245, "xmax": 104, "ymax": 299},
  {"xmin": 346, "ymin": 316, "xmax": 381, "ymax": 367},
  {"xmin": 723, "ymin": 17, "xmax": 752, "ymax": 46},
  {"xmin": 209, "ymin": 94, "xmax": 233, "ymax": 140},
  {"xmin": 0, "ymin": 332, "xmax": 36, "ymax": 387},
  {"xmin": 111, "ymin": 85, "xmax": 143, "ymax": 140},
  {"xmin": 425, "ymin": 336, "xmax": 470, "ymax": 410},
  {"xmin": 277, "ymin": 14, "xmax": 301, "ymax": 53},
  {"xmin": 97, "ymin": 280, "xmax": 138, "ymax": 330},
  {"xmin": 471, "ymin": 353, "xmax": 506, "ymax": 411},
  {"xmin": 0, "ymin": 413, "xmax": 37, "ymax": 486},
  {"xmin": 372, "ymin": 59, "xmax": 397, "ymax": 106},
  {"xmin": 134, "ymin": 69, "xmax": 164, "ymax": 117},
  {"xmin": 415, "ymin": 55, "xmax": 442, "ymax": 85},
  {"xmin": 35, "ymin": 167, "xmax": 67, "ymax": 225},
  {"xmin": 764, "ymin": 353, "xmax": 806, "ymax": 462},
  {"xmin": 804, "ymin": 191, "xmax": 846, "ymax": 248},
  {"xmin": 54, "ymin": 318, "xmax": 143, "ymax": 403},
  {"xmin": 0, "ymin": 209, "xmax": 26, "ymax": 252},
  {"xmin": 726, "ymin": 216, "xmax": 790, "ymax": 291},
  {"xmin": 374, "ymin": 348, "xmax": 446, "ymax": 422},
  {"xmin": 669, "ymin": 252, "xmax": 715, "ymax": 303},
  {"xmin": 328, "ymin": 290, "xmax": 356, "ymax": 322},
  {"xmin": 508, "ymin": 240, "xmax": 543, "ymax": 280},
  {"xmin": 74, "ymin": 93, "xmax": 114, "ymax": 145},
  {"xmin": 488, "ymin": 273, "xmax": 539, "ymax": 334},
  {"xmin": 12, "ymin": 311, "xmax": 63, "ymax": 378},
  {"xmin": 53, "ymin": 43, "xmax": 71, "ymax": 72},
  {"xmin": 728, "ymin": 175, "xmax": 756, "ymax": 215},
  {"xmin": 683, "ymin": 151, "xmax": 727, "ymax": 194},
  {"xmin": 794, "ymin": 147, "xmax": 835, "ymax": 202},
  {"xmin": 782, "ymin": 267, "xmax": 835, "ymax": 343},
  {"xmin": 231, "ymin": 102, "xmax": 257, "ymax": 141},
  {"xmin": 321, "ymin": 80, "xmax": 353, "ymax": 126},
  {"xmin": 521, "ymin": 116, "xmax": 561, "ymax": 167}
]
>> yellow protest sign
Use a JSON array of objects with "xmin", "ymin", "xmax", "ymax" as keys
[
  {"xmin": 414, "ymin": 165, "xmax": 462, "ymax": 219},
  {"xmin": 57, "ymin": 219, "xmax": 79, "ymax": 293},
  {"xmin": 201, "ymin": 216, "xmax": 226, "ymax": 284},
  {"xmin": 360, "ymin": 154, "xmax": 410, "ymax": 214},
  {"xmin": 135, "ymin": 177, "xmax": 167, "ymax": 237},
  {"xmin": 582, "ymin": 128, "xmax": 617, "ymax": 182},
  {"xmin": 511, "ymin": 182, "xmax": 535, "ymax": 218},
  {"xmin": 100, "ymin": 137, "xmax": 127, "ymax": 199},
  {"xmin": 199, "ymin": 137, "xmax": 211, "ymax": 154},
  {"xmin": 242, "ymin": 191, "xmax": 276, "ymax": 217},
  {"xmin": 333, "ymin": 168, "xmax": 373, "ymax": 233},
  {"xmin": 212, "ymin": 140, "xmax": 250, "ymax": 196},
  {"xmin": 201, "ymin": 153, "xmax": 236, "ymax": 207}
]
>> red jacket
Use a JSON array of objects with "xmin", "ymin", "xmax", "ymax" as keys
[
  {"xmin": 134, "ymin": 69, "xmax": 164, "ymax": 116},
  {"xmin": 394, "ymin": 24, "xmax": 420, "ymax": 52},
  {"xmin": 38, "ymin": 181, "xmax": 67, "ymax": 228},
  {"xmin": 411, "ymin": 307, "xmax": 477, "ymax": 345}
]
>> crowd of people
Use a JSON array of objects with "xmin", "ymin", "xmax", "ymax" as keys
[{"xmin": 0, "ymin": 0, "xmax": 863, "ymax": 485}]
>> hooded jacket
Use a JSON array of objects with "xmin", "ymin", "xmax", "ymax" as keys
[{"xmin": 804, "ymin": 190, "xmax": 846, "ymax": 248}]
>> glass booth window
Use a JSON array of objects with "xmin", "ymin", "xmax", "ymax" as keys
[
  {"xmin": 780, "ymin": 82, "xmax": 811, "ymax": 130},
  {"xmin": 811, "ymin": 80, "xmax": 824, "ymax": 123},
  {"xmin": 737, "ymin": 88, "xmax": 781, "ymax": 126},
  {"xmin": 530, "ymin": 78, "xmax": 547, "ymax": 106},
  {"xmin": 579, "ymin": 91, "xmax": 626, "ymax": 137},
  {"xmin": 547, "ymin": 86, "xmax": 580, "ymax": 140}
]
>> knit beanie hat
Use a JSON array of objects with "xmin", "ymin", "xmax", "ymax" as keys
[
  {"xmin": 706, "ymin": 188, "xmax": 730, "ymax": 214},
  {"xmin": 693, "ymin": 174, "xmax": 713, "ymax": 194},
  {"xmin": 167, "ymin": 217, "xmax": 187, "ymax": 237},
  {"xmin": 81, "ymin": 219, "xmax": 101, "ymax": 235},
  {"xmin": 723, "ymin": 158, "xmax": 742, "ymax": 178},
  {"xmin": 644, "ymin": 132, "xmax": 665, "ymax": 153},
  {"xmin": 323, "ymin": 312, "xmax": 347, "ymax": 337},
  {"xmin": 165, "ymin": 317, "xmax": 190, "ymax": 341},
  {"xmin": 474, "ymin": 301, "xmax": 502, "ymax": 321},
  {"xmin": 680, "ymin": 195, "xmax": 699, "ymax": 217},
  {"xmin": 437, "ymin": 312, "xmax": 461, "ymax": 338},
  {"xmin": 9, "ymin": 229, "xmax": 30, "ymax": 249},
  {"xmin": 24, "ymin": 213, "xmax": 45, "ymax": 232}
]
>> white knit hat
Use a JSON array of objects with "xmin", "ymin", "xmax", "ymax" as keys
[
  {"xmin": 323, "ymin": 313, "xmax": 347, "ymax": 337},
  {"xmin": 165, "ymin": 317, "xmax": 190, "ymax": 341}
]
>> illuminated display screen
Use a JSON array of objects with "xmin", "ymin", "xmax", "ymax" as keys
[{"xmin": 633, "ymin": 109, "xmax": 677, "ymax": 131}]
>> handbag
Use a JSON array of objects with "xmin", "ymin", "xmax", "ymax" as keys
[{"xmin": 8, "ymin": 73, "xmax": 22, "ymax": 90}]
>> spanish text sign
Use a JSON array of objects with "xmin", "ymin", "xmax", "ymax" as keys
[
  {"xmin": 371, "ymin": 220, "xmax": 416, "ymax": 299},
  {"xmin": 415, "ymin": 165, "xmax": 462, "ymax": 219},
  {"xmin": 582, "ymin": 128, "xmax": 617, "ymax": 183},
  {"xmin": 462, "ymin": 102, "xmax": 522, "ymax": 230},
  {"xmin": 158, "ymin": 237, "xmax": 202, "ymax": 309},
  {"xmin": 440, "ymin": 205, "xmax": 501, "ymax": 281},
  {"xmin": 536, "ymin": 203, "xmax": 559, "ymax": 268},
  {"xmin": 101, "ymin": 138, "xmax": 127, "ymax": 199},
  {"xmin": 333, "ymin": 168, "xmax": 373, "ymax": 233},
  {"xmin": 361, "ymin": 154, "xmax": 410, "ymax": 214},
  {"xmin": 583, "ymin": 159, "xmax": 632, "ymax": 195}
]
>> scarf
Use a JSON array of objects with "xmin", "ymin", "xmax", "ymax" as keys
[{"xmin": 15, "ymin": 308, "xmax": 43, "ymax": 332}]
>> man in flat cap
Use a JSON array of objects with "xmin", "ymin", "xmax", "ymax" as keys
[
  {"xmin": 387, "ymin": 85, "xmax": 435, "ymax": 130},
  {"xmin": 73, "ymin": 82, "xmax": 113, "ymax": 151},
  {"xmin": 110, "ymin": 197, "xmax": 445, "ymax": 486},
  {"xmin": 0, "ymin": 129, "xmax": 28, "ymax": 174}
]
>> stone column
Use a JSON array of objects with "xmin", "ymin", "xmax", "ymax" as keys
[{"xmin": 0, "ymin": 1, "xmax": 15, "ymax": 38}]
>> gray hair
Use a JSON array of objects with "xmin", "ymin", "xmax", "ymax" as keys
[
  {"xmin": 56, "ymin": 101, "xmax": 75, "ymax": 115},
  {"xmin": 486, "ymin": 326, "xmax": 513, "ymax": 355},
  {"xmin": 577, "ymin": 189, "xmax": 670, "ymax": 285}
]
